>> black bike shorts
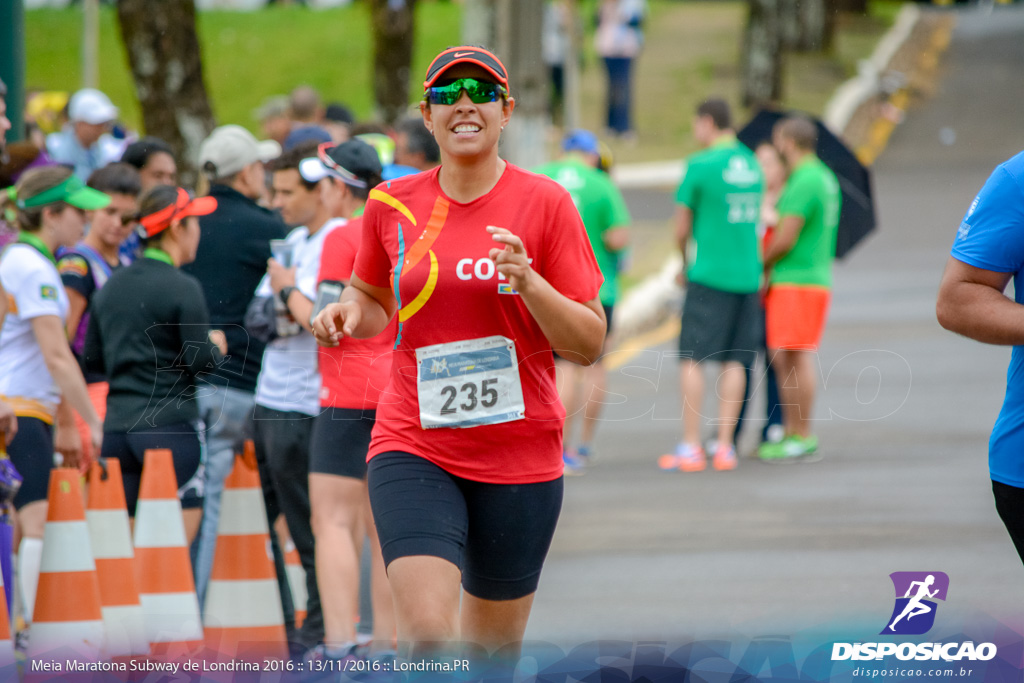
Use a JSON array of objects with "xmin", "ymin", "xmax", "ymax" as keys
[{"xmin": 367, "ymin": 451, "xmax": 563, "ymax": 601}]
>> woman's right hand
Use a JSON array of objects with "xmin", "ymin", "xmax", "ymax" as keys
[
  {"xmin": 312, "ymin": 302, "xmax": 361, "ymax": 348},
  {"xmin": 209, "ymin": 329, "xmax": 228, "ymax": 355},
  {"xmin": 0, "ymin": 401, "xmax": 17, "ymax": 445},
  {"xmin": 88, "ymin": 421, "xmax": 103, "ymax": 463},
  {"xmin": 55, "ymin": 420, "xmax": 82, "ymax": 469}
]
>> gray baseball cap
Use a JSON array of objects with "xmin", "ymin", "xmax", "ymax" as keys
[{"xmin": 199, "ymin": 124, "xmax": 281, "ymax": 178}]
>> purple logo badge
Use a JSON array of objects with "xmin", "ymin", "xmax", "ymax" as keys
[{"xmin": 881, "ymin": 572, "xmax": 949, "ymax": 635}]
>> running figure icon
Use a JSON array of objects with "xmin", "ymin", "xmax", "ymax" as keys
[
  {"xmin": 888, "ymin": 574, "xmax": 939, "ymax": 631},
  {"xmin": 881, "ymin": 571, "xmax": 949, "ymax": 635}
]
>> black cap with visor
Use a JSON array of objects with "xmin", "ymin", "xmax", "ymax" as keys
[{"xmin": 423, "ymin": 46, "xmax": 509, "ymax": 89}]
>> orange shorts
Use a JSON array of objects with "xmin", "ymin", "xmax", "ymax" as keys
[
  {"xmin": 765, "ymin": 285, "xmax": 831, "ymax": 351},
  {"xmin": 74, "ymin": 381, "xmax": 109, "ymax": 465}
]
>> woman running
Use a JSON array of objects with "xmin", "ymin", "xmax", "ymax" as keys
[{"xmin": 312, "ymin": 46, "xmax": 605, "ymax": 662}]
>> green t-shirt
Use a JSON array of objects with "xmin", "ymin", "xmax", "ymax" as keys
[
  {"xmin": 534, "ymin": 157, "xmax": 631, "ymax": 305},
  {"xmin": 772, "ymin": 155, "xmax": 841, "ymax": 288},
  {"xmin": 675, "ymin": 136, "xmax": 764, "ymax": 294}
]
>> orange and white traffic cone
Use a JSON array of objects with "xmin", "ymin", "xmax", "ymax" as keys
[
  {"xmin": 85, "ymin": 458, "xmax": 149, "ymax": 656},
  {"xmin": 29, "ymin": 468, "xmax": 105, "ymax": 661},
  {"xmin": 204, "ymin": 441, "xmax": 286, "ymax": 659},
  {"xmin": 133, "ymin": 449, "xmax": 202, "ymax": 657},
  {"xmin": 284, "ymin": 540, "xmax": 307, "ymax": 630}
]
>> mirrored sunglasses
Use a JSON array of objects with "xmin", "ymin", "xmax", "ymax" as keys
[
  {"xmin": 424, "ymin": 78, "xmax": 507, "ymax": 106},
  {"xmin": 317, "ymin": 141, "xmax": 368, "ymax": 189}
]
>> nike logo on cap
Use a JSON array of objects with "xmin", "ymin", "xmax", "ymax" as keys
[{"xmin": 453, "ymin": 51, "xmax": 474, "ymax": 58}]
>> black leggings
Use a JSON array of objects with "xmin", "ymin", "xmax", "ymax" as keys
[
  {"xmin": 368, "ymin": 451, "xmax": 563, "ymax": 601},
  {"xmin": 993, "ymin": 480, "xmax": 1024, "ymax": 568}
]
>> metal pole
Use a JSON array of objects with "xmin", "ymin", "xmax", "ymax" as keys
[
  {"xmin": 563, "ymin": 0, "xmax": 581, "ymax": 130},
  {"xmin": 83, "ymin": 0, "xmax": 101, "ymax": 89},
  {"xmin": 0, "ymin": 0, "xmax": 26, "ymax": 145}
]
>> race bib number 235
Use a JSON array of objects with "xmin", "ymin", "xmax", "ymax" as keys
[{"xmin": 415, "ymin": 336, "xmax": 526, "ymax": 429}]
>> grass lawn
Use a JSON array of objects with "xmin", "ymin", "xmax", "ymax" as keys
[{"xmin": 24, "ymin": 0, "xmax": 902, "ymax": 164}]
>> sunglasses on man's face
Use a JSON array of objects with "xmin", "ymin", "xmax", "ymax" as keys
[{"xmin": 425, "ymin": 78, "xmax": 507, "ymax": 106}]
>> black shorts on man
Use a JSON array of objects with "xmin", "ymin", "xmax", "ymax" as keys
[
  {"xmin": 678, "ymin": 281, "xmax": 761, "ymax": 367},
  {"xmin": 309, "ymin": 407, "xmax": 376, "ymax": 479}
]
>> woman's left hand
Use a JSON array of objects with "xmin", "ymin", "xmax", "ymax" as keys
[
  {"xmin": 488, "ymin": 226, "xmax": 534, "ymax": 295},
  {"xmin": 54, "ymin": 421, "xmax": 82, "ymax": 470}
]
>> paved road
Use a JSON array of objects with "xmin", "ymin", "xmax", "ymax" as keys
[{"xmin": 527, "ymin": 5, "xmax": 1024, "ymax": 647}]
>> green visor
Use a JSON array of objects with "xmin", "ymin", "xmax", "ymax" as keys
[{"xmin": 15, "ymin": 175, "xmax": 111, "ymax": 211}]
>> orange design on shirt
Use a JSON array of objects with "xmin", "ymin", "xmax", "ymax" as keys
[{"xmin": 371, "ymin": 192, "xmax": 451, "ymax": 324}]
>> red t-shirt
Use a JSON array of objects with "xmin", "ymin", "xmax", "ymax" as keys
[
  {"xmin": 354, "ymin": 163, "xmax": 603, "ymax": 484},
  {"xmin": 317, "ymin": 217, "xmax": 396, "ymax": 410}
]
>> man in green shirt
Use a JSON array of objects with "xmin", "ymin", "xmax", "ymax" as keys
[
  {"xmin": 535, "ymin": 129, "xmax": 631, "ymax": 473},
  {"xmin": 759, "ymin": 115, "xmax": 841, "ymax": 462},
  {"xmin": 658, "ymin": 98, "xmax": 764, "ymax": 473}
]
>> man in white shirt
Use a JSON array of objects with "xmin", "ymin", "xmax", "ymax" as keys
[{"xmin": 252, "ymin": 141, "xmax": 343, "ymax": 650}]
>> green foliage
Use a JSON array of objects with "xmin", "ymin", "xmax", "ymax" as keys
[
  {"xmin": 25, "ymin": 0, "xmax": 901, "ymax": 164},
  {"xmin": 26, "ymin": 2, "xmax": 461, "ymax": 132}
]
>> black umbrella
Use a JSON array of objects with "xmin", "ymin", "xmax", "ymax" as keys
[{"xmin": 737, "ymin": 109, "xmax": 876, "ymax": 259}]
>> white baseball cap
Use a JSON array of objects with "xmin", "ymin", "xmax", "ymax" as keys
[
  {"xmin": 199, "ymin": 124, "xmax": 281, "ymax": 178},
  {"xmin": 68, "ymin": 88, "xmax": 119, "ymax": 125}
]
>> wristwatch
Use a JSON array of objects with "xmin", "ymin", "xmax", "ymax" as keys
[{"xmin": 279, "ymin": 286, "xmax": 296, "ymax": 307}]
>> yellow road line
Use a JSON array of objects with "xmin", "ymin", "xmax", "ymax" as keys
[
  {"xmin": 855, "ymin": 17, "xmax": 954, "ymax": 167},
  {"xmin": 606, "ymin": 318, "xmax": 681, "ymax": 371}
]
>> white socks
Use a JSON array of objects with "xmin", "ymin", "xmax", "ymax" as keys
[{"xmin": 17, "ymin": 537, "xmax": 43, "ymax": 625}]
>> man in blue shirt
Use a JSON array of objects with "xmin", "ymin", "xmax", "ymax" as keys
[
  {"xmin": 46, "ymin": 89, "xmax": 122, "ymax": 182},
  {"xmin": 937, "ymin": 149, "xmax": 1024, "ymax": 568}
]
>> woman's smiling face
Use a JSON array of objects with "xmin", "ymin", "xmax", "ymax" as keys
[{"xmin": 421, "ymin": 63, "xmax": 514, "ymax": 163}]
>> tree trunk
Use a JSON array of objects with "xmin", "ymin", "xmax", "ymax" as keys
[
  {"xmin": 493, "ymin": 0, "xmax": 547, "ymax": 168},
  {"xmin": 462, "ymin": 0, "xmax": 495, "ymax": 46},
  {"xmin": 562, "ymin": 0, "xmax": 582, "ymax": 130},
  {"xmin": 116, "ymin": 0, "xmax": 216, "ymax": 190},
  {"xmin": 780, "ymin": 0, "xmax": 801, "ymax": 50},
  {"xmin": 741, "ymin": 0, "xmax": 783, "ymax": 110},
  {"xmin": 800, "ymin": 0, "xmax": 828, "ymax": 52},
  {"xmin": 822, "ymin": 0, "xmax": 838, "ymax": 53},
  {"xmin": 835, "ymin": 0, "xmax": 867, "ymax": 14},
  {"xmin": 370, "ymin": 0, "xmax": 417, "ymax": 127},
  {"xmin": 780, "ymin": 0, "xmax": 835, "ymax": 53},
  {"xmin": 462, "ymin": 0, "xmax": 546, "ymax": 167}
]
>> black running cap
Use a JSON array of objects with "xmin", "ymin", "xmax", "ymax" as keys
[{"xmin": 424, "ymin": 47, "xmax": 509, "ymax": 89}]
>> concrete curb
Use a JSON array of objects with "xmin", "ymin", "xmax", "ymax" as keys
[
  {"xmin": 612, "ymin": 160, "xmax": 683, "ymax": 190},
  {"xmin": 610, "ymin": 6, "xmax": 926, "ymax": 347},
  {"xmin": 822, "ymin": 4, "xmax": 922, "ymax": 134}
]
